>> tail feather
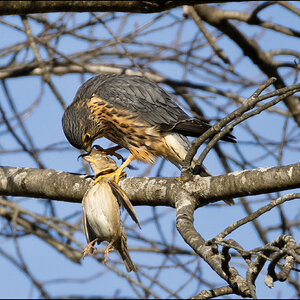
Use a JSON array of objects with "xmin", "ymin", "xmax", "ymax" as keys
[
  {"xmin": 160, "ymin": 118, "xmax": 236, "ymax": 143},
  {"xmin": 116, "ymin": 228, "xmax": 137, "ymax": 272},
  {"xmin": 119, "ymin": 247, "xmax": 137, "ymax": 273}
]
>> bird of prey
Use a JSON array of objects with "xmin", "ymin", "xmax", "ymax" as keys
[
  {"xmin": 81, "ymin": 149, "xmax": 140, "ymax": 272},
  {"xmin": 62, "ymin": 74, "xmax": 236, "ymax": 182}
]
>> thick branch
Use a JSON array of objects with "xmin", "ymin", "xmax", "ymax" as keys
[
  {"xmin": 175, "ymin": 182, "xmax": 250, "ymax": 297},
  {"xmin": 0, "ymin": 1, "xmax": 250, "ymax": 15},
  {"xmin": 0, "ymin": 166, "xmax": 91, "ymax": 202},
  {"xmin": 0, "ymin": 163, "xmax": 299, "ymax": 206}
]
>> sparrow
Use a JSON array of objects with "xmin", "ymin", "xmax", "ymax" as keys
[{"xmin": 81, "ymin": 149, "xmax": 140, "ymax": 272}]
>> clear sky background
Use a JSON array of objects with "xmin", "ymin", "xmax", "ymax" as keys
[{"xmin": 0, "ymin": 2, "xmax": 299, "ymax": 299}]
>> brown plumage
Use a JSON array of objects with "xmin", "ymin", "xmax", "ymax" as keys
[
  {"xmin": 81, "ymin": 150, "xmax": 140, "ymax": 272},
  {"xmin": 62, "ymin": 74, "xmax": 236, "ymax": 183}
]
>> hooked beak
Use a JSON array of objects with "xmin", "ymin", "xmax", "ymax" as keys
[
  {"xmin": 77, "ymin": 146, "xmax": 92, "ymax": 161},
  {"xmin": 78, "ymin": 152, "xmax": 91, "ymax": 160}
]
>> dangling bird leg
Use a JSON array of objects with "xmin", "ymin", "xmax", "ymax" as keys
[
  {"xmin": 82, "ymin": 238, "xmax": 99, "ymax": 258},
  {"xmin": 103, "ymin": 240, "xmax": 115, "ymax": 262}
]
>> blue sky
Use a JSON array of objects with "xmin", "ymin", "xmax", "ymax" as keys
[{"xmin": 0, "ymin": 3, "xmax": 299, "ymax": 298}]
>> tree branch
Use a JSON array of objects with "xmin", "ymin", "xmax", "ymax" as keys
[
  {"xmin": 175, "ymin": 178, "xmax": 251, "ymax": 297},
  {"xmin": 0, "ymin": 163, "xmax": 299, "ymax": 206},
  {"xmin": 0, "ymin": 1, "xmax": 254, "ymax": 16},
  {"xmin": 192, "ymin": 4, "xmax": 300, "ymax": 126}
]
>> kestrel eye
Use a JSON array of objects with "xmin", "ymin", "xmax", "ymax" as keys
[{"xmin": 83, "ymin": 133, "xmax": 91, "ymax": 143}]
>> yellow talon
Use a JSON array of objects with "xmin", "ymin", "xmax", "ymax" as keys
[{"xmin": 94, "ymin": 170, "xmax": 126, "ymax": 184}]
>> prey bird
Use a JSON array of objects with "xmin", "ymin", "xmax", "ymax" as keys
[{"xmin": 81, "ymin": 149, "xmax": 140, "ymax": 272}]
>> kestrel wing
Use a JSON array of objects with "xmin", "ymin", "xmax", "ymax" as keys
[
  {"xmin": 74, "ymin": 74, "xmax": 236, "ymax": 142},
  {"xmin": 75, "ymin": 74, "xmax": 189, "ymax": 127}
]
